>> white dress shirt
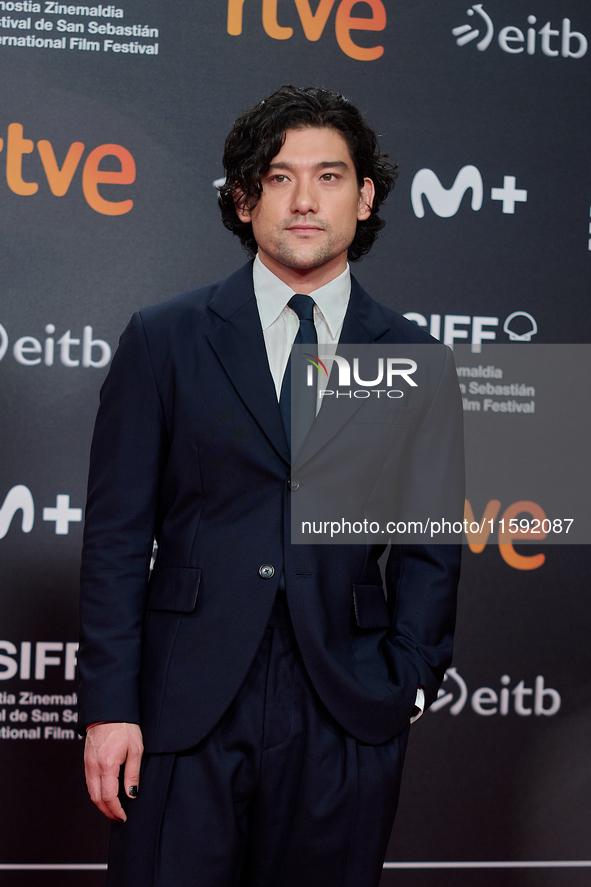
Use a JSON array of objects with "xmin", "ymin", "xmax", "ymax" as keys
[
  {"xmin": 252, "ymin": 254, "xmax": 425, "ymax": 724},
  {"xmin": 252, "ymin": 253, "xmax": 348, "ymax": 400}
]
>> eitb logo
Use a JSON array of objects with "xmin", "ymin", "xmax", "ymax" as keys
[
  {"xmin": 452, "ymin": 4, "xmax": 587, "ymax": 58},
  {"xmin": 431, "ymin": 667, "xmax": 561, "ymax": 717}
]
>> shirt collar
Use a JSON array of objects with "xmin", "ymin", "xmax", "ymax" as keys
[{"xmin": 253, "ymin": 253, "xmax": 351, "ymax": 339}]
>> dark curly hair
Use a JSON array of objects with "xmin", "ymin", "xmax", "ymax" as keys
[{"xmin": 218, "ymin": 85, "xmax": 398, "ymax": 262}]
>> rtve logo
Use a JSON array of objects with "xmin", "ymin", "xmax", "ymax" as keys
[
  {"xmin": 430, "ymin": 667, "xmax": 561, "ymax": 717},
  {"xmin": 0, "ymin": 122, "xmax": 135, "ymax": 214},
  {"xmin": 227, "ymin": 0, "xmax": 387, "ymax": 61},
  {"xmin": 464, "ymin": 499, "xmax": 549, "ymax": 572},
  {"xmin": 453, "ymin": 4, "xmax": 587, "ymax": 58},
  {"xmin": 411, "ymin": 165, "xmax": 527, "ymax": 219}
]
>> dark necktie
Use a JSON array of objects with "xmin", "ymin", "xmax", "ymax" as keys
[{"xmin": 279, "ymin": 294, "xmax": 318, "ymax": 458}]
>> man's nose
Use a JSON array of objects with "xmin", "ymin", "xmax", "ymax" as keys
[{"xmin": 290, "ymin": 180, "xmax": 319, "ymax": 215}]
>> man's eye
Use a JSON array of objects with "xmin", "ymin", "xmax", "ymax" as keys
[
  {"xmin": 272, "ymin": 175, "xmax": 287, "ymax": 183},
  {"xmin": 321, "ymin": 173, "xmax": 336, "ymax": 181}
]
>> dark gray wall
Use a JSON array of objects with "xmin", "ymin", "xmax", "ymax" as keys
[{"xmin": 0, "ymin": 1, "xmax": 589, "ymax": 883}]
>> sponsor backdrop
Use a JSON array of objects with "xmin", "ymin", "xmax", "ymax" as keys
[{"xmin": 0, "ymin": 1, "xmax": 589, "ymax": 884}]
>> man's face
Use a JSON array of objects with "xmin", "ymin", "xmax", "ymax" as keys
[{"xmin": 236, "ymin": 126, "xmax": 375, "ymax": 283}]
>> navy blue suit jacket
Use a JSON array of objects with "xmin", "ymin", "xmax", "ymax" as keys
[{"xmin": 79, "ymin": 261, "xmax": 462, "ymax": 753}]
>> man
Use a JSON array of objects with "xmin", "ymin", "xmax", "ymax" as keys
[{"xmin": 79, "ymin": 85, "xmax": 463, "ymax": 887}]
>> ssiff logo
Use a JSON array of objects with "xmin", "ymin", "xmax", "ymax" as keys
[
  {"xmin": 227, "ymin": 0, "xmax": 387, "ymax": 60},
  {"xmin": 404, "ymin": 311, "xmax": 538, "ymax": 346},
  {"xmin": 453, "ymin": 5, "xmax": 587, "ymax": 58}
]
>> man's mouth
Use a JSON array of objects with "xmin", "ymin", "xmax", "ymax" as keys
[{"xmin": 285, "ymin": 224, "xmax": 325, "ymax": 233}]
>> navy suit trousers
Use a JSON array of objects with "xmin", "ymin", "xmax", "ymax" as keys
[{"xmin": 107, "ymin": 594, "xmax": 410, "ymax": 887}]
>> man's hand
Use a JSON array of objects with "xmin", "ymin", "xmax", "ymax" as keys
[{"xmin": 84, "ymin": 722, "xmax": 144, "ymax": 822}]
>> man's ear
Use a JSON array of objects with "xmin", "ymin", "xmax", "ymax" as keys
[
  {"xmin": 234, "ymin": 188, "xmax": 253, "ymax": 223},
  {"xmin": 357, "ymin": 178, "xmax": 376, "ymax": 222}
]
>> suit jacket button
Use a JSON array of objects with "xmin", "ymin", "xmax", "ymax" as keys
[
  {"xmin": 288, "ymin": 479, "xmax": 300, "ymax": 491},
  {"xmin": 259, "ymin": 564, "xmax": 275, "ymax": 579}
]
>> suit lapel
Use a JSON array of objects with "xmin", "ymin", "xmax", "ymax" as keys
[
  {"xmin": 206, "ymin": 263, "xmax": 290, "ymax": 465},
  {"xmin": 205, "ymin": 265, "xmax": 393, "ymax": 470},
  {"xmin": 294, "ymin": 277, "xmax": 392, "ymax": 469}
]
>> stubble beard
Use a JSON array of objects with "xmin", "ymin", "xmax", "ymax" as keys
[{"xmin": 268, "ymin": 225, "xmax": 353, "ymax": 271}]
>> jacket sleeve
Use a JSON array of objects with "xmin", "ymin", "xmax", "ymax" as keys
[
  {"xmin": 384, "ymin": 345, "xmax": 464, "ymax": 710},
  {"xmin": 78, "ymin": 312, "xmax": 169, "ymax": 730}
]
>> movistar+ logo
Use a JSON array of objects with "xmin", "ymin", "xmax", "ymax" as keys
[{"xmin": 411, "ymin": 165, "xmax": 527, "ymax": 218}]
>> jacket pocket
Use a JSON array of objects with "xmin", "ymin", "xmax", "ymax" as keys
[
  {"xmin": 147, "ymin": 566, "xmax": 201, "ymax": 613},
  {"xmin": 352, "ymin": 584, "xmax": 390, "ymax": 629}
]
